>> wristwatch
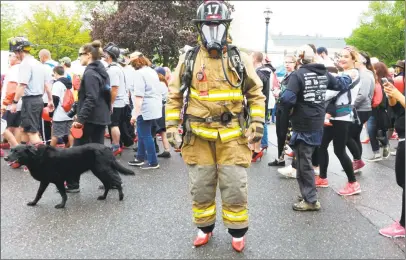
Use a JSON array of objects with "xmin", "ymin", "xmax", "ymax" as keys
[{"xmin": 12, "ymin": 100, "xmax": 18, "ymax": 104}]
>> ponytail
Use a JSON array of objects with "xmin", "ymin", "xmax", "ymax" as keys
[{"xmin": 360, "ymin": 51, "xmax": 376, "ymax": 82}]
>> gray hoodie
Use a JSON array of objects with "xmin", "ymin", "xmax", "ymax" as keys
[{"xmin": 354, "ymin": 68, "xmax": 375, "ymax": 111}]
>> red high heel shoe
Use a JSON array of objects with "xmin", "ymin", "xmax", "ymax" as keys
[
  {"xmin": 251, "ymin": 151, "xmax": 263, "ymax": 162},
  {"xmin": 113, "ymin": 147, "xmax": 122, "ymax": 157},
  {"xmin": 232, "ymin": 236, "xmax": 246, "ymax": 252},
  {"xmin": 193, "ymin": 231, "xmax": 212, "ymax": 247},
  {"xmin": 0, "ymin": 142, "xmax": 10, "ymax": 149}
]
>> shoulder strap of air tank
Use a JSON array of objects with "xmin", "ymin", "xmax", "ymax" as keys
[{"xmin": 184, "ymin": 46, "xmax": 200, "ymax": 75}]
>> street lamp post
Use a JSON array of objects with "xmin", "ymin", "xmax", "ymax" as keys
[{"xmin": 263, "ymin": 7, "xmax": 272, "ymax": 58}]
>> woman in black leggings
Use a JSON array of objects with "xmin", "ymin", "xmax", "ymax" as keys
[
  {"xmin": 379, "ymin": 77, "xmax": 405, "ymax": 238},
  {"xmin": 269, "ymin": 55, "xmax": 296, "ymax": 167},
  {"xmin": 317, "ymin": 46, "xmax": 361, "ymax": 196},
  {"xmin": 318, "ymin": 121, "xmax": 359, "ymax": 195}
]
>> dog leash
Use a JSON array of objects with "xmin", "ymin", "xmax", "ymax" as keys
[{"xmin": 41, "ymin": 118, "xmax": 46, "ymax": 144}]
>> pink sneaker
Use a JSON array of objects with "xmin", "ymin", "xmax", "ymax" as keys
[
  {"xmin": 315, "ymin": 176, "xmax": 329, "ymax": 188},
  {"xmin": 379, "ymin": 221, "xmax": 405, "ymax": 238},
  {"xmin": 353, "ymin": 160, "xmax": 365, "ymax": 173},
  {"xmin": 338, "ymin": 182, "xmax": 361, "ymax": 196}
]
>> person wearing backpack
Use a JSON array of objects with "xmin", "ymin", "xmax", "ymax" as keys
[
  {"xmin": 317, "ymin": 46, "xmax": 361, "ymax": 196},
  {"xmin": 49, "ymin": 66, "xmax": 74, "ymax": 148},
  {"xmin": 165, "ymin": 1, "xmax": 265, "ymax": 251}
]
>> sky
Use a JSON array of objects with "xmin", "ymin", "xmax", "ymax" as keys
[
  {"xmin": 3, "ymin": 0, "xmax": 370, "ymax": 51},
  {"xmin": 230, "ymin": 1, "xmax": 370, "ymax": 50}
]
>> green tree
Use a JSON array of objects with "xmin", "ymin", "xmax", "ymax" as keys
[
  {"xmin": 345, "ymin": 0, "xmax": 405, "ymax": 65},
  {"xmin": 1, "ymin": 3, "xmax": 19, "ymax": 50},
  {"xmin": 17, "ymin": 4, "xmax": 91, "ymax": 61}
]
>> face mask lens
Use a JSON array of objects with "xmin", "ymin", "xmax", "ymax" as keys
[{"xmin": 201, "ymin": 23, "xmax": 226, "ymax": 43}]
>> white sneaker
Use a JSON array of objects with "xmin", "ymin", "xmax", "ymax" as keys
[
  {"xmin": 366, "ymin": 153, "xmax": 382, "ymax": 162},
  {"xmin": 277, "ymin": 165, "xmax": 297, "ymax": 178}
]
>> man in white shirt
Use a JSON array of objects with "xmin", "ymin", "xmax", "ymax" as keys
[
  {"xmin": 117, "ymin": 52, "xmax": 135, "ymax": 147},
  {"xmin": 103, "ymin": 43, "xmax": 127, "ymax": 155},
  {"xmin": 39, "ymin": 49, "xmax": 56, "ymax": 143},
  {"xmin": 39, "ymin": 49, "xmax": 58, "ymax": 67},
  {"xmin": 9, "ymin": 37, "xmax": 54, "ymax": 146}
]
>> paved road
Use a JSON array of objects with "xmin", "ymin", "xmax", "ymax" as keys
[{"xmin": 1, "ymin": 125, "xmax": 405, "ymax": 259}]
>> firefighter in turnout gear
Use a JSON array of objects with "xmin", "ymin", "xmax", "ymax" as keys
[{"xmin": 165, "ymin": 1, "xmax": 265, "ymax": 252}]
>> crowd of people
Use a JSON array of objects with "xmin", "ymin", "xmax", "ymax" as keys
[
  {"xmin": 0, "ymin": 38, "xmax": 172, "ymax": 187},
  {"xmin": 0, "ymin": 0, "xmax": 404, "ymax": 252},
  {"xmin": 256, "ymin": 46, "xmax": 404, "ymax": 237}
]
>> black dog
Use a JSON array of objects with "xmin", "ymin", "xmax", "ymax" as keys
[{"xmin": 4, "ymin": 144, "xmax": 135, "ymax": 209}]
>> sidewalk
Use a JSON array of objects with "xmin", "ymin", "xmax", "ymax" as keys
[{"xmin": 264, "ymin": 123, "xmax": 405, "ymax": 252}]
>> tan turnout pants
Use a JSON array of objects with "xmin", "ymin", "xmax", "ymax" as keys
[{"xmin": 181, "ymin": 134, "xmax": 252, "ymax": 229}]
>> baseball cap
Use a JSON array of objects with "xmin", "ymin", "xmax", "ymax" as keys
[
  {"xmin": 59, "ymin": 57, "xmax": 71, "ymax": 66},
  {"xmin": 155, "ymin": 66, "xmax": 166, "ymax": 76}
]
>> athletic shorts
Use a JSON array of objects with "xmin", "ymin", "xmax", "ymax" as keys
[
  {"xmin": 52, "ymin": 120, "xmax": 73, "ymax": 138},
  {"xmin": 110, "ymin": 107, "xmax": 124, "ymax": 127},
  {"xmin": 20, "ymin": 95, "xmax": 43, "ymax": 133}
]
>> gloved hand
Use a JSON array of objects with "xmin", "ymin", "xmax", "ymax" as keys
[
  {"xmin": 245, "ymin": 122, "xmax": 264, "ymax": 144},
  {"xmin": 166, "ymin": 127, "xmax": 182, "ymax": 149}
]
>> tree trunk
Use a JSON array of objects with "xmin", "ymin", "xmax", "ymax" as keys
[{"xmin": 163, "ymin": 52, "xmax": 170, "ymax": 67}]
